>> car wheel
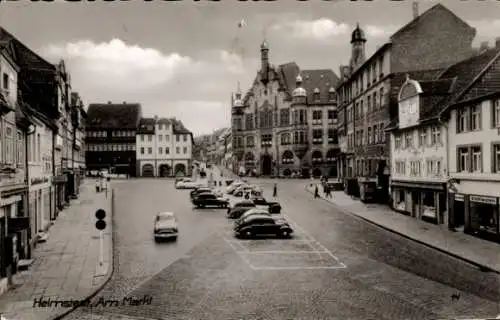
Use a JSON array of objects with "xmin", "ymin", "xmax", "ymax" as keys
[
  {"xmin": 172, "ymin": 236, "xmax": 178, "ymax": 241},
  {"xmin": 281, "ymin": 230, "xmax": 289, "ymax": 238}
]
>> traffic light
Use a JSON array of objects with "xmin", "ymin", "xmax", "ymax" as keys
[{"xmin": 95, "ymin": 209, "xmax": 106, "ymax": 230}]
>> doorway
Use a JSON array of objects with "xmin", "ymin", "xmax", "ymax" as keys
[{"xmin": 261, "ymin": 155, "xmax": 272, "ymax": 176}]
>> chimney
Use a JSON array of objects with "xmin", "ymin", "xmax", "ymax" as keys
[
  {"xmin": 412, "ymin": 1, "xmax": 419, "ymax": 20},
  {"xmin": 480, "ymin": 41, "xmax": 489, "ymax": 51},
  {"xmin": 496, "ymin": 37, "xmax": 500, "ymax": 49},
  {"xmin": 107, "ymin": 101, "xmax": 111, "ymax": 104},
  {"xmin": 123, "ymin": 101, "xmax": 126, "ymax": 104}
]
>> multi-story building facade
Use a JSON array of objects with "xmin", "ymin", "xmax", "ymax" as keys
[
  {"xmin": 443, "ymin": 46, "xmax": 500, "ymax": 240},
  {"xmin": 26, "ymin": 107, "xmax": 55, "ymax": 243},
  {"xmin": 386, "ymin": 41, "xmax": 500, "ymax": 240},
  {"xmin": 0, "ymin": 27, "xmax": 88, "ymax": 293},
  {"xmin": 85, "ymin": 102, "xmax": 140, "ymax": 177},
  {"xmin": 71, "ymin": 92, "xmax": 86, "ymax": 196},
  {"xmin": 336, "ymin": 3, "xmax": 476, "ymax": 203},
  {"xmin": 136, "ymin": 116, "xmax": 193, "ymax": 177},
  {"xmin": 0, "ymin": 44, "xmax": 32, "ymax": 293},
  {"xmin": 53, "ymin": 60, "xmax": 73, "ymax": 210},
  {"xmin": 387, "ymin": 74, "xmax": 452, "ymax": 225},
  {"xmin": 232, "ymin": 41, "xmax": 340, "ymax": 178}
]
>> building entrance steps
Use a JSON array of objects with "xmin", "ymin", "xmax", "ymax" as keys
[
  {"xmin": 0, "ymin": 180, "xmax": 114, "ymax": 320},
  {"xmin": 305, "ymin": 183, "xmax": 500, "ymax": 274}
]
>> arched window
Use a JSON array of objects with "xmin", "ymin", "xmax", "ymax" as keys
[
  {"xmin": 282, "ymin": 150, "xmax": 294, "ymax": 164},
  {"xmin": 311, "ymin": 150, "xmax": 323, "ymax": 164}
]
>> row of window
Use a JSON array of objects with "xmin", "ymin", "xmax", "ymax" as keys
[
  {"xmin": 140, "ymin": 146, "xmax": 188, "ymax": 155},
  {"xmin": 110, "ymin": 131, "xmax": 135, "ymax": 137},
  {"xmin": 339, "ymin": 56, "xmax": 384, "ymax": 104},
  {"xmin": 346, "ymin": 122, "xmax": 387, "ymax": 149},
  {"xmin": 394, "ymin": 126, "xmax": 441, "ymax": 150},
  {"xmin": 233, "ymin": 129, "xmax": 338, "ymax": 149},
  {"xmin": 234, "ymin": 109, "xmax": 338, "ymax": 131},
  {"xmin": 355, "ymin": 158, "xmax": 380, "ymax": 177},
  {"xmin": 394, "ymin": 159, "xmax": 442, "ymax": 176},
  {"xmin": 457, "ymin": 101, "xmax": 500, "ymax": 133},
  {"xmin": 139, "ymin": 134, "xmax": 188, "ymax": 143},
  {"xmin": 87, "ymin": 144, "xmax": 136, "ymax": 151},
  {"xmin": 346, "ymin": 89, "xmax": 387, "ymax": 123}
]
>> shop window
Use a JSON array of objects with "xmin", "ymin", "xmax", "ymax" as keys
[
  {"xmin": 469, "ymin": 197, "xmax": 499, "ymax": 234},
  {"xmin": 395, "ymin": 190, "xmax": 406, "ymax": 211},
  {"xmin": 421, "ymin": 191, "xmax": 437, "ymax": 218}
]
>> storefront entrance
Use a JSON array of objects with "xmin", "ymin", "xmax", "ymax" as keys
[{"xmin": 261, "ymin": 155, "xmax": 272, "ymax": 176}]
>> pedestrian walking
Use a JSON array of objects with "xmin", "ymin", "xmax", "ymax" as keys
[
  {"xmin": 273, "ymin": 183, "xmax": 277, "ymax": 197},
  {"xmin": 323, "ymin": 184, "xmax": 328, "ymax": 197},
  {"xmin": 326, "ymin": 185, "xmax": 332, "ymax": 198},
  {"xmin": 314, "ymin": 185, "xmax": 320, "ymax": 199}
]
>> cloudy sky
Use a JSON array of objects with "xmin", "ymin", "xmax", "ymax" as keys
[{"xmin": 1, "ymin": 0, "xmax": 499, "ymax": 135}]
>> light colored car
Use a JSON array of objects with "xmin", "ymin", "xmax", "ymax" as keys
[
  {"xmin": 154, "ymin": 212, "xmax": 178, "ymax": 241},
  {"xmin": 233, "ymin": 185, "xmax": 262, "ymax": 197},
  {"xmin": 226, "ymin": 181, "xmax": 246, "ymax": 194},
  {"xmin": 176, "ymin": 179, "xmax": 206, "ymax": 189}
]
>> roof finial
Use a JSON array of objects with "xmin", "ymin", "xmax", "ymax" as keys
[
  {"xmin": 405, "ymin": 73, "xmax": 410, "ymax": 81},
  {"xmin": 237, "ymin": 81, "xmax": 241, "ymax": 93},
  {"xmin": 356, "ymin": 22, "xmax": 360, "ymax": 28}
]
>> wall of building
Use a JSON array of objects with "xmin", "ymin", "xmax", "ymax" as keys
[
  {"xmin": 391, "ymin": 8, "xmax": 474, "ymax": 73},
  {"xmin": 449, "ymin": 99, "xmax": 500, "ymax": 197}
]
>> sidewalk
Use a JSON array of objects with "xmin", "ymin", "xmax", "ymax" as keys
[
  {"xmin": 305, "ymin": 183, "xmax": 500, "ymax": 274},
  {"xmin": 0, "ymin": 180, "xmax": 114, "ymax": 320}
]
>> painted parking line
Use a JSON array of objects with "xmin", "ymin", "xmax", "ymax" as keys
[
  {"xmin": 219, "ymin": 216, "xmax": 347, "ymax": 271},
  {"xmin": 282, "ymin": 214, "xmax": 346, "ymax": 264}
]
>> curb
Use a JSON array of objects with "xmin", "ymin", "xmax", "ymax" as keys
[
  {"xmin": 304, "ymin": 184, "xmax": 500, "ymax": 275},
  {"xmin": 52, "ymin": 188, "xmax": 116, "ymax": 320}
]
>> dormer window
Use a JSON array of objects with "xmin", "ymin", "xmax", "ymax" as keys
[
  {"xmin": 313, "ymin": 88, "xmax": 320, "ymax": 102},
  {"xmin": 328, "ymin": 92, "xmax": 334, "ymax": 101}
]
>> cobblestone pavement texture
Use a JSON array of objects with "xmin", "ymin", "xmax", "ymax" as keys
[
  {"xmin": 305, "ymin": 183, "xmax": 500, "ymax": 273},
  {"xmin": 0, "ymin": 180, "xmax": 113, "ymax": 320},
  {"xmin": 65, "ymin": 170, "xmax": 500, "ymax": 320}
]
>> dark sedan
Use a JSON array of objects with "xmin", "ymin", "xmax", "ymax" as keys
[
  {"xmin": 226, "ymin": 200, "xmax": 257, "ymax": 219},
  {"xmin": 252, "ymin": 196, "xmax": 281, "ymax": 213},
  {"xmin": 190, "ymin": 187, "xmax": 213, "ymax": 199},
  {"xmin": 234, "ymin": 214, "xmax": 293, "ymax": 239},
  {"xmin": 192, "ymin": 193, "xmax": 229, "ymax": 208}
]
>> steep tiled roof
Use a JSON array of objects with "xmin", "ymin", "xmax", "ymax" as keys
[
  {"xmin": 276, "ymin": 63, "xmax": 339, "ymax": 104},
  {"xmin": 0, "ymin": 27, "xmax": 55, "ymax": 70},
  {"xmin": 87, "ymin": 103, "xmax": 141, "ymax": 129},
  {"xmin": 390, "ymin": 4, "xmax": 473, "ymax": 42},
  {"xmin": 172, "ymin": 119, "xmax": 192, "ymax": 135},
  {"xmin": 137, "ymin": 117, "xmax": 155, "ymax": 134},
  {"xmin": 433, "ymin": 48, "xmax": 500, "ymax": 118}
]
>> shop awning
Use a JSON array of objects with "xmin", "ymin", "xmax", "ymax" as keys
[{"xmin": 391, "ymin": 180, "xmax": 446, "ymax": 191}]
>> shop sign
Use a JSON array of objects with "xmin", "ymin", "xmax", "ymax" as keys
[
  {"xmin": 454, "ymin": 194, "xmax": 464, "ymax": 201},
  {"xmin": 470, "ymin": 195, "xmax": 497, "ymax": 205}
]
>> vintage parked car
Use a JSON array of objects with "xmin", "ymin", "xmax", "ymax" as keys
[
  {"xmin": 226, "ymin": 200, "xmax": 257, "ymax": 219},
  {"xmin": 252, "ymin": 196, "xmax": 281, "ymax": 213},
  {"xmin": 226, "ymin": 181, "xmax": 247, "ymax": 194},
  {"xmin": 176, "ymin": 179, "xmax": 206, "ymax": 189},
  {"xmin": 233, "ymin": 214, "xmax": 293, "ymax": 239},
  {"xmin": 190, "ymin": 187, "xmax": 213, "ymax": 199},
  {"xmin": 192, "ymin": 193, "xmax": 230, "ymax": 208},
  {"xmin": 154, "ymin": 212, "xmax": 178, "ymax": 241},
  {"xmin": 233, "ymin": 208, "xmax": 272, "ymax": 222},
  {"xmin": 233, "ymin": 185, "xmax": 262, "ymax": 197}
]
